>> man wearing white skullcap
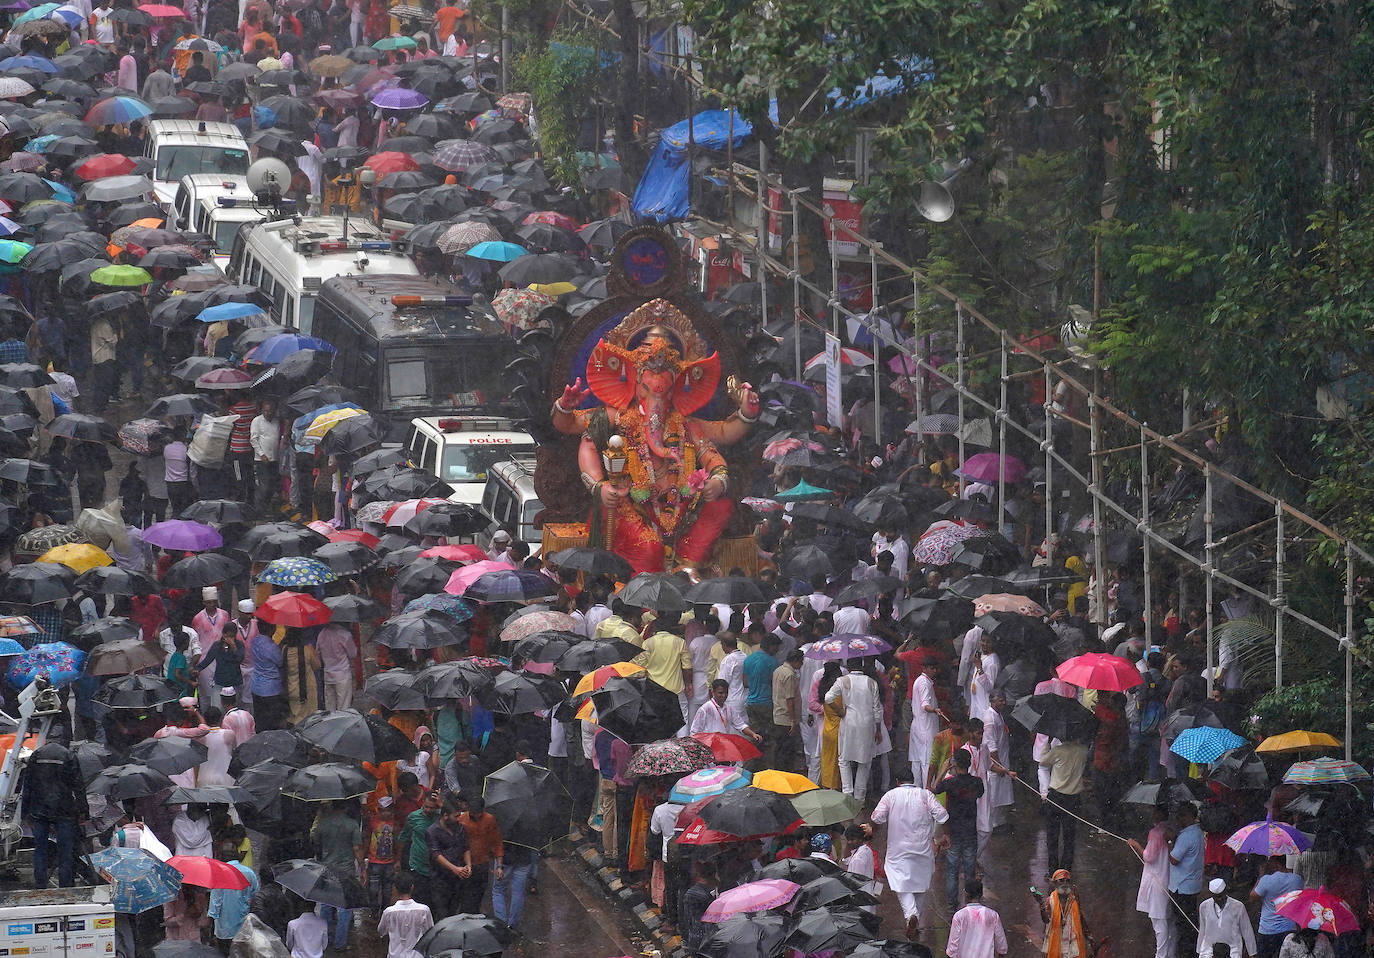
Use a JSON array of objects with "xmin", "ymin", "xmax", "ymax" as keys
[
  {"xmin": 192, "ymin": 588, "xmax": 231, "ymax": 710},
  {"xmin": 1197, "ymin": 878, "xmax": 1256, "ymax": 958}
]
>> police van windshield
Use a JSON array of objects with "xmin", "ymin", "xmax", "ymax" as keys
[
  {"xmin": 441, "ymin": 443, "xmax": 536, "ymax": 482},
  {"xmin": 157, "ymin": 146, "xmax": 249, "ymax": 181},
  {"xmin": 386, "ymin": 352, "xmax": 509, "ymax": 407}
]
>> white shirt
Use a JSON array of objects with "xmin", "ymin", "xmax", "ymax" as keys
[
  {"xmin": 377, "ymin": 898, "xmax": 433, "ymax": 958},
  {"xmin": 160, "ymin": 625, "xmax": 201, "ymax": 661},
  {"xmin": 197, "ymin": 728, "xmax": 235, "ymax": 787},
  {"xmin": 582, "ymin": 605, "xmax": 612, "ymax": 639},
  {"xmin": 825, "ymin": 672, "xmax": 883, "ymax": 763},
  {"xmin": 870, "ymin": 784, "xmax": 949, "ymax": 893},
  {"xmin": 171, "ymin": 811, "xmax": 212, "ymax": 858},
  {"xmin": 718, "ymin": 649, "xmax": 748, "ymax": 711},
  {"xmin": 833, "ymin": 605, "xmax": 871, "ymax": 636},
  {"xmin": 690, "ymin": 698, "xmax": 747, "ymax": 736},
  {"xmin": 287, "ymin": 911, "xmax": 329, "ymax": 958},
  {"xmin": 250, "ymin": 416, "xmax": 278, "ymax": 461},
  {"xmin": 649, "ymin": 801, "xmax": 684, "ymax": 862},
  {"xmin": 1197, "ymin": 896, "xmax": 1256, "ymax": 958},
  {"xmin": 223, "ymin": 707, "xmax": 255, "ymax": 748},
  {"xmin": 948, "ymin": 902, "xmax": 1008, "ymax": 958}
]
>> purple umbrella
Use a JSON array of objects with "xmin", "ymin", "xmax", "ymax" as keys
[
  {"xmin": 141, "ymin": 519, "xmax": 223, "ymax": 552},
  {"xmin": 957, "ymin": 452, "xmax": 1028, "ymax": 484},
  {"xmin": 371, "ymin": 87, "xmax": 429, "ymax": 110},
  {"xmin": 1224, "ymin": 816, "xmax": 1312, "ymax": 856}
]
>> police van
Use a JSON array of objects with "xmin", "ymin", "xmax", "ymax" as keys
[
  {"xmin": 227, "ymin": 216, "xmax": 419, "ymax": 334},
  {"xmin": 146, "ymin": 119, "xmax": 250, "ymax": 210},
  {"xmin": 168, "ymin": 174, "xmax": 265, "ymax": 270},
  {"xmin": 402, "ymin": 416, "xmax": 536, "ymax": 506},
  {"xmin": 481, "ymin": 454, "xmax": 542, "ymax": 551}
]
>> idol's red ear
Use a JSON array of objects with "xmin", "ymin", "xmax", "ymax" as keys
[
  {"xmin": 585, "ymin": 340, "xmax": 636, "ymax": 410},
  {"xmin": 673, "ymin": 351, "xmax": 720, "ymax": 416}
]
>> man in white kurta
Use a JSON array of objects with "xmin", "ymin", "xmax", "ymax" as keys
[
  {"xmin": 870, "ymin": 769, "xmax": 949, "ymax": 939},
  {"xmin": 948, "ymin": 880, "xmax": 1009, "ymax": 958},
  {"xmin": 1197, "ymin": 878, "xmax": 1256, "ymax": 958},
  {"xmin": 798, "ymin": 646, "xmax": 824, "ymax": 782},
  {"xmin": 909, "ymin": 660, "xmax": 941, "ymax": 786},
  {"xmin": 966, "ymin": 633, "xmax": 999, "ymax": 722},
  {"xmin": 824, "ymin": 667, "xmax": 883, "ymax": 803},
  {"xmin": 981, "ymin": 692, "xmax": 1015, "ymax": 830},
  {"xmin": 690, "ymin": 680, "xmax": 755, "ymax": 738}
]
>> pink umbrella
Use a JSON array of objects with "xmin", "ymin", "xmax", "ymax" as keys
[
  {"xmin": 195, "ymin": 367, "xmax": 253, "ymax": 390},
  {"xmin": 974, "ymin": 593, "xmax": 1047, "ymax": 617},
  {"xmin": 444, "ymin": 559, "xmax": 516, "ymax": 595},
  {"xmin": 702, "ymin": 879, "xmax": 801, "ymax": 922},
  {"xmin": 958, "ymin": 452, "xmax": 1028, "ymax": 483},
  {"xmin": 381, "ymin": 498, "xmax": 449, "ymax": 527},
  {"xmin": 1056, "ymin": 652, "xmax": 1143, "ymax": 691},
  {"xmin": 1274, "ymin": 887, "xmax": 1360, "ymax": 934}
]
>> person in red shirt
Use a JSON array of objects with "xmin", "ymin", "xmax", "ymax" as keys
[{"xmin": 772, "ymin": 832, "xmax": 809, "ymax": 861}]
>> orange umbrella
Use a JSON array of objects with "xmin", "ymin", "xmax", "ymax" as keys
[
  {"xmin": 256, "ymin": 591, "xmax": 331, "ymax": 627},
  {"xmin": 572, "ymin": 661, "xmax": 644, "ymax": 698}
]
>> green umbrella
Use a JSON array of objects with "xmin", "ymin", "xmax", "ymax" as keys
[
  {"xmin": 774, "ymin": 479, "xmax": 834, "ymax": 501},
  {"xmin": 90, "ymin": 265, "xmax": 152, "ymax": 288},
  {"xmin": 0, "ymin": 240, "xmax": 31, "ymax": 264},
  {"xmin": 374, "ymin": 35, "xmax": 416, "ymax": 50},
  {"xmin": 789, "ymin": 787, "xmax": 859, "ymax": 826}
]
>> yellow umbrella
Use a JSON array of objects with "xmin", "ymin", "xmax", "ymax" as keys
[
  {"xmin": 37, "ymin": 543, "xmax": 113, "ymax": 573},
  {"xmin": 304, "ymin": 406, "xmax": 365, "ymax": 441},
  {"xmin": 1256, "ymin": 730, "xmax": 1342, "ymax": 754},
  {"xmin": 751, "ymin": 769, "xmax": 820, "ymax": 795},
  {"xmin": 528, "ymin": 281, "xmax": 577, "ymax": 297}
]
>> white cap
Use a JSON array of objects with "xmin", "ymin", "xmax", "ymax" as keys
[
  {"xmin": 221, "ymin": 687, "xmax": 236, "ymax": 697},
  {"xmin": 178, "ymin": 697, "xmax": 197, "ymax": 708},
  {"xmin": 238, "ymin": 599, "xmax": 255, "ymax": 613},
  {"xmin": 1209, "ymin": 878, "xmax": 1226, "ymax": 895},
  {"xmin": 202, "ymin": 587, "xmax": 219, "ymax": 601},
  {"xmin": 492, "ymin": 530, "xmax": 511, "ymax": 543}
]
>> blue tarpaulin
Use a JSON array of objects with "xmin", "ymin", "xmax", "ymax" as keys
[{"xmin": 633, "ymin": 109, "xmax": 753, "ymax": 222}]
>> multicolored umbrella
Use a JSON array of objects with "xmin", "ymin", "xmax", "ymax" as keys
[
  {"xmin": 912, "ymin": 523, "xmax": 985, "ymax": 565},
  {"xmin": 117, "ymin": 418, "xmax": 169, "ymax": 455},
  {"xmin": 624, "ymin": 737, "xmax": 718, "ymax": 779},
  {"xmin": 669, "ymin": 765, "xmax": 751, "ymax": 803},
  {"xmin": 1056, "ymin": 652, "xmax": 1144, "ymax": 691},
  {"xmin": 444, "ymin": 559, "xmax": 517, "ymax": 596},
  {"xmin": 973, "ymin": 592, "xmax": 1046, "ymax": 617},
  {"xmin": 1282, "ymin": 757, "xmax": 1372, "ymax": 785},
  {"xmin": 90, "ymin": 847, "xmax": 183, "ymax": 914},
  {"xmin": 381, "ymin": 497, "xmax": 448, "ymax": 527},
  {"xmin": 403, "ymin": 594, "xmax": 474, "ymax": 622},
  {"xmin": 85, "ymin": 95, "xmax": 153, "ymax": 125},
  {"xmin": 0, "ymin": 615, "xmax": 39, "ymax": 639},
  {"xmin": 7, "ymin": 641, "xmax": 84, "ymax": 687},
  {"xmin": 1170, "ymin": 726, "xmax": 1248, "ymax": 764},
  {"xmin": 258, "ymin": 556, "xmax": 339, "ymax": 587},
  {"xmin": 492, "ymin": 287, "xmax": 554, "ymax": 331},
  {"xmin": 140, "ymin": 519, "xmax": 222, "ymax": 552},
  {"xmin": 702, "ymin": 879, "xmax": 800, "ymax": 922},
  {"xmin": 1274, "ymin": 887, "xmax": 1361, "ymax": 934},
  {"xmin": 1224, "ymin": 816, "xmax": 1312, "ymax": 856},
  {"xmin": 36, "ymin": 542, "xmax": 112, "ymax": 573},
  {"xmin": 571, "ymin": 661, "xmax": 645, "ymax": 699},
  {"xmin": 804, "ymin": 634, "xmax": 892, "ymax": 661},
  {"xmin": 498, "ymin": 609, "xmax": 577, "ymax": 643}
]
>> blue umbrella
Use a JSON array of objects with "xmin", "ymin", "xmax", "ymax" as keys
[
  {"xmin": 39, "ymin": 179, "xmax": 75, "ymax": 203},
  {"xmin": 0, "ymin": 54, "xmax": 57, "ymax": 73},
  {"xmin": 1170, "ymin": 726, "xmax": 1248, "ymax": 764},
  {"xmin": 465, "ymin": 240, "xmax": 527, "ymax": 262},
  {"xmin": 84, "ymin": 96, "xmax": 153, "ymax": 126},
  {"xmin": 7, "ymin": 641, "xmax": 84, "ymax": 688},
  {"xmin": 245, "ymin": 333, "xmax": 338, "ymax": 365},
  {"xmin": 258, "ymin": 556, "xmax": 339, "ymax": 587},
  {"xmin": 90, "ymin": 847, "xmax": 183, "ymax": 914},
  {"xmin": 197, "ymin": 301, "xmax": 268, "ymax": 323}
]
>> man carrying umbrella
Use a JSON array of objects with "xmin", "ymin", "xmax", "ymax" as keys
[{"xmin": 21, "ymin": 736, "xmax": 88, "ymax": 888}]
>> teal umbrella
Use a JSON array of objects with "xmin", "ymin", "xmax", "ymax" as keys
[
  {"xmin": 90, "ymin": 847, "xmax": 183, "ymax": 914},
  {"xmin": 0, "ymin": 240, "xmax": 31, "ymax": 264},
  {"xmin": 465, "ymin": 240, "xmax": 527, "ymax": 262},
  {"xmin": 774, "ymin": 480, "xmax": 834, "ymax": 501},
  {"xmin": 1170, "ymin": 726, "xmax": 1248, "ymax": 764}
]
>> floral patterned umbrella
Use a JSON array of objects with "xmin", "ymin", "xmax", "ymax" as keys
[
  {"xmin": 90, "ymin": 847, "xmax": 183, "ymax": 914},
  {"xmin": 353, "ymin": 500, "xmax": 394, "ymax": 524},
  {"xmin": 666, "ymin": 763, "xmax": 750, "ymax": 800},
  {"xmin": 14, "ymin": 524, "xmax": 88, "ymax": 554},
  {"xmin": 912, "ymin": 523, "xmax": 983, "ymax": 565},
  {"xmin": 804, "ymin": 634, "xmax": 892, "ymax": 661},
  {"xmin": 498, "ymin": 609, "xmax": 577, "ymax": 644},
  {"xmin": 117, "ymin": 417, "xmax": 168, "ymax": 455},
  {"xmin": 7, "ymin": 641, "xmax": 84, "ymax": 687},
  {"xmin": 522, "ymin": 210, "xmax": 579, "ymax": 231},
  {"xmin": 492, "ymin": 287, "xmax": 553, "ymax": 331},
  {"xmin": 404, "ymin": 594, "xmax": 475, "ymax": 622},
  {"xmin": 258, "ymin": 556, "xmax": 339, "ymax": 587},
  {"xmin": 624, "ymin": 738, "xmax": 719, "ymax": 779},
  {"xmin": 973, "ymin": 592, "xmax": 1047, "ymax": 617},
  {"xmin": 436, "ymin": 219, "xmax": 500, "ymax": 254}
]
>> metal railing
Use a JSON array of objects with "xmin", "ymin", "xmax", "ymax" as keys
[{"xmin": 699, "ymin": 159, "xmax": 1369, "ymax": 756}]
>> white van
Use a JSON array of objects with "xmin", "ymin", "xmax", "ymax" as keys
[
  {"xmin": 145, "ymin": 119, "xmax": 250, "ymax": 209},
  {"xmin": 481, "ymin": 455, "xmax": 542, "ymax": 552},
  {"xmin": 227, "ymin": 215, "xmax": 419, "ymax": 334},
  {"xmin": 403, "ymin": 416, "xmax": 536, "ymax": 506},
  {"xmin": 169, "ymin": 174, "xmax": 265, "ymax": 270}
]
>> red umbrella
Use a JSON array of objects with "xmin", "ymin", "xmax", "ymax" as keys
[
  {"xmin": 73, "ymin": 153, "xmax": 137, "ymax": 181},
  {"xmin": 256, "ymin": 591, "xmax": 331, "ymax": 627},
  {"xmin": 692, "ymin": 732, "xmax": 762, "ymax": 763},
  {"xmin": 364, "ymin": 151, "xmax": 420, "ymax": 177},
  {"xmin": 420, "ymin": 544, "xmax": 487, "ymax": 562},
  {"xmin": 169, "ymin": 855, "xmax": 250, "ymax": 890},
  {"xmin": 327, "ymin": 529, "xmax": 380, "ymax": 548},
  {"xmin": 1056, "ymin": 652, "xmax": 1143, "ymax": 691}
]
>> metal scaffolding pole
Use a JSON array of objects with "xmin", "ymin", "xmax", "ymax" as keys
[
  {"xmin": 1043, "ymin": 363, "xmax": 1055, "ymax": 566},
  {"xmin": 1275, "ymin": 502, "xmax": 1285, "ymax": 689},
  {"xmin": 1089, "ymin": 394, "xmax": 1105, "ymax": 626},
  {"xmin": 956, "ymin": 305, "xmax": 966, "ymax": 497},
  {"xmin": 756, "ymin": 146, "xmax": 769, "ymax": 334},
  {"xmin": 789, "ymin": 190, "xmax": 802, "ymax": 382},
  {"xmin": 1140, "ymin": 423, "xmax": 1151, "ymax": 648},
  {"xmin": 911, "ymin": 275, "xmax": 923, "ymax": 461},
  {"xmin": 1205, "ymin": 464, "xmax": 1215, "ymax": 697},
  {"xmin": 998, "ymin": 337, "xmax": 1008, "ymax": 528},
  {"xmin": 871, "ymin": 246, "xmax": 881, "ymax": 441},
  {"xmin": 1345, "ymin": 543, "xmax": 1355, "ymax": 762}
]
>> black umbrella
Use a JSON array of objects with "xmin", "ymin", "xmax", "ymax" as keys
[
  {"xmin": 85, "ymin": 638, "xmax": 163, "ymax": 676},
  {"xmin": 463, "ymin": 570, "xmax": 557, "ymax": 603},
  {"xmin": 238, "ymin": 522, "xmax": 329, "ymax": 561},
  {"xmin": 480, "ymin": 671, "xmax": 566, "ymax": 716},
  {"xmin": 684, "ymin": 576, "xmax": 770, "ymax": 606},
  {"xmin": 295, "ymin": 709, "xmax": 418, "ymax": 764},
  {"xmin": 482, "ymin": 759, "xmax": 570, "ymax": 848},
  {"xmin": 312, "ymin": 541, "xmax": 376, "ymax": 575},
  {"xmin": 88, "ymin": 763, "xmax": 174, "ymax": 800},
  {"xmin": 403, "ymin": 503, "xmax": 487, "ymax": 538},
  {"xmin": 318, "ymin": 414, "xmax": 385, "ymax": 456},
  {"xmin": 786, "ymin": 906, "xmax": 880, "ymax": 953},
  {"xmin": 0, "ymin": 363, "xmax": 54, "ymax": 389},
  {"xmin": 274, "ymin": 858, "xmax": 371, "ymax": 907},
  {"xmin": 497, "ymin": 252, "xmax": 578, "ymax": 286},
  {"xmin": 47, "ymin": 413, "xmax": 116, "ymax": 443},
  {"xmin": 350, "ymin": 448, "xmax": 405, "ymax": 475},
  {"xmin": 0, "ymin": 562, "xmax": 75, "ymax": 603},
  {"xmin": 179, "ymin": 499, "xmax": 249, "ymax": 524},
  {"xmin": 152, "ymin": 943, "xmax": 221, "ymax": 958},
  {"xmin": 1011, "ymin": 693, "xmax": 1098, "ymax": 741},
  {"xmin": 949, "ymin": 534, "xmax": 1022, "ymax": 573},
  {"xmin": 578, "ymin": 217, "xmax": 631, "ymax": 250},
  {"xmin": 71, "ymin": 739, "xmax": 119, "ymax": 783},
  {"xmin": 1210, "ymin": 747, "xmax": 1269, "ymax": 790},
  {"xmin": 783, "ymin": 545, "xmax": 832, "ymax": 581},
  {"xmin": 795, "ymin": 873, "xmax": 880, "ymax": 910},
  {"xmin": 69, "ymin": 616, "xmax": 142, "ymax": 647},
  {"xmin": 974, "ymin": 612, "xmax": 1056, "ymax": 655},
  {"xmin": 554, "ymin": 639, "xmax": 644, "ymax": 674},
  {"xmin": 322, "ymin": 593, "xmax": 386, "ymax": 623},
  {"xmin": 944, "ymin": 575, "xmax": 1019, "ymax": 599},
  {"xmin": 697, "ymin": 786, "xmax": 802, "ymax": 836},
  {"xmin": 161, "ymin": 552, "xmax": 244, "ymax": 589},
  {"xmin": 282, "ymin": 762, "xmax": 378, "ymax": 801},
  {"xmin": 790, "ymin": 502, "xmax": 866, "ymax": 531},
  {"xmin": 898, "ymin": 595, "xmax": 975, "ymax": 635},
  {"xmin": 833, "ymin": 576, "xmax": 904, "ymax": 604},
  {"xmin": 126, "ymin": 736, "xmax": 208, "ymax": 775},
  {"xmin": 74, "ymin": 566, "xmax": 158, "ymax": 596},
  {"xmin": 698, "ymin": 913, "xmax": 790, "ymax": 958},
  {"xmin": 546, "ymin": 547, "xmax": 633, "ymax": 582},
  {"xmin": 415, "ymin": 659, "xmax": 501, "ymax": 701},
  {"xmin": 1122, "ymin": 779, "xmax": 1202, "ymax": 806},
  {"xmin": 234, "ymin": 729, "xmax": 315, "ymax": 770},
  {"xmin": 851, "ymin": 494, "xmax": 911, "ymax": 529},
  {"xmin": 373, "ymin": 610, "xmax": 467, "ymax": 650},
  {"xmin": 165, "ymin": 785, "xmax": 253, "ymax": 806},
  {"xmin": 282, "ymin": 384, "xmax": 361, "ymax": 418},
  {"xmin": 934, "ymin": 499, "xmax": 1009, "ymax": 524},
  {"xmin": 93, "ymin": 674, "xmax": 182, "ymax": 710},
  {"xmin": 416, "ymin": 913, "xmax": 512, "ymax": 957},
  {"xmin": 145, "ymin": 393, "xmax": 217, "ymax": 419},
  {"xmin": 588, "ymin": 673, "xmax": 683, "ymax": 743},
  {"xmin": 233, "ymin": 758, "xmax": 296, "ymax": 819},
  {"xmin": 363, "ymin": 466, "xmax": 451, "ymax": 501},
  {"xmin": 849, "ymin": 940, "xmax": 934, "ymax": 958},
  {"xmin": 169, "ymin": 356, "xmax": 230, "ymax": 382},
  {"xmin": 509, "ymin": 631, "xmax": 578, "ymax": 664},
  {"xmin": 394, "ymin": 559, "xmax": 461, "ymax": 597},
  {"xmin": 359, "ymin": 669, "xmax": 430, "ymax": 712},
  {"xmin": 756, "ymin": 857, "xmax": 841, "ymax": 883},
  {"xmin": 619, "ymin": 572, "xmax": 687, "ymax": 614}
]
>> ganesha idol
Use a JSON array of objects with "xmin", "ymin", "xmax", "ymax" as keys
[{"xmin": 549, "ymin": 298, "xmax": 760, "ymax": 575}]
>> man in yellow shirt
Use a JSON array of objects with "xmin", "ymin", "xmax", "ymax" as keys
[
  {"xmin": 594, "ymin": 600, "xmax": 644, "ymax": 648},
  {"xmin": 636, "ymin": 620, "xmax": 692, "ymax": 731}
]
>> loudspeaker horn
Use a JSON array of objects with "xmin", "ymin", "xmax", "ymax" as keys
[{"xmin": 915, "ymin": 158, "xmax": 972, "ymax": 223}]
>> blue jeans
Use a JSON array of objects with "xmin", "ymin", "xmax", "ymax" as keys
[
  {"xmin": 32, "ymin": 817, "xmax": 76, "ymax": 888},
  {"xmin": 318, "ymin": 904, "xmax": 351, "ymax": 949},
  {"xmin": 946, "ymin": 834, "xmax": 978, "ymax": 908},
  {"xmin": 491, "ymin": 850, "xmax": 535, "ymax": 927}
]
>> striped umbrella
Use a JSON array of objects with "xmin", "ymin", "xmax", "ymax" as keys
[
  {"xmin": 1282, "ymin": 757, "xmax": 1372, "ymax": 785},
  {"xmin": 670, "ymin": 765, "xmax": 751, "ymax": 803},
  {"xmin": 1170, "ymin": 726, "xmax": 1248, "ymax": 765}
]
